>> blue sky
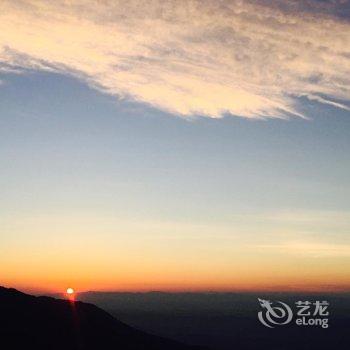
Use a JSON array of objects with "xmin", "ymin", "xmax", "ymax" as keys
[{"xmin": 1, "ymin": 71, "xmax": 349, "ymax": 221}]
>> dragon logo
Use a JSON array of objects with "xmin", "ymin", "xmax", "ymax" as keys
[{"xmin": 258, "ymin": 298, "xmax": 293, "ymax": 328}]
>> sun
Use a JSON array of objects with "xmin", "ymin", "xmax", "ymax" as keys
[{"xmin": 66, "ymin": 288, "xmax": 74, "ymax": 295}]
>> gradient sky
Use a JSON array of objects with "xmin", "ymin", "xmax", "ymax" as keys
[{"xmin": 1, "ymin": 0, "xmax": 350, "ymax": 293}]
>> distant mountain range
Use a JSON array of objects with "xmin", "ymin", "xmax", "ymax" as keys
[
  {"xmin": 0, "ymin": 286, "xmax": 205, "ymax": 350},
  {"xmin": 77, "ymin": 291, "xmax": 350, "ymax": 350}
]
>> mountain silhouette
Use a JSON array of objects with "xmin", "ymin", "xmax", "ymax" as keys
[{"xmin": 0, "ymin": 286, "xmax": 206, "ymax": 350}]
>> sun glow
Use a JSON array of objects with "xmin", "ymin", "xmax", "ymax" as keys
[{"xmin": 66, "ymin": 287, "xmax": 74, "ymax": 295}]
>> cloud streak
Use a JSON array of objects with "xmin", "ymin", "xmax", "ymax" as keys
[
  {"xmin": 0, "ymin": 0, "xmax": 349, "ymax": 118},
  {"xmin": 258, "ymin": 241, "xmax": 350, "ymax": 258}
]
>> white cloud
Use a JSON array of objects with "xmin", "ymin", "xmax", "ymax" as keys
[
  {"xmin": 305, "ymin": 94, "xmax": 350, "ymax": 111},
  {"xmin": 0, "ymin": 0, "xmax": 349, "ymax": 118}
]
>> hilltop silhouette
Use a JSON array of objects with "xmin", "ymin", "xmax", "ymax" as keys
[{"xmin": 0, "ymin": 286, "xmax": 205, "ymax": 350}]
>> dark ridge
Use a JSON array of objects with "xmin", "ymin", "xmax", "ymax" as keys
[{"xmin": 0, "ymin": 286, "xmax": 206, "ymax": 350}]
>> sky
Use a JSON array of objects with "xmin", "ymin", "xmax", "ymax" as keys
[{"xmin": 0, "ymin": 0, "xmax": 350, "ymax": 293}]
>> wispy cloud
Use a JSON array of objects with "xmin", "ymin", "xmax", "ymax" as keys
[
  {"xmin": 258, "ymin": 241, "xmax": 350, "ymax": 258},
  {"xmin": 0, "ymin": 0, "xmax": 349, "ymax": 118}
]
